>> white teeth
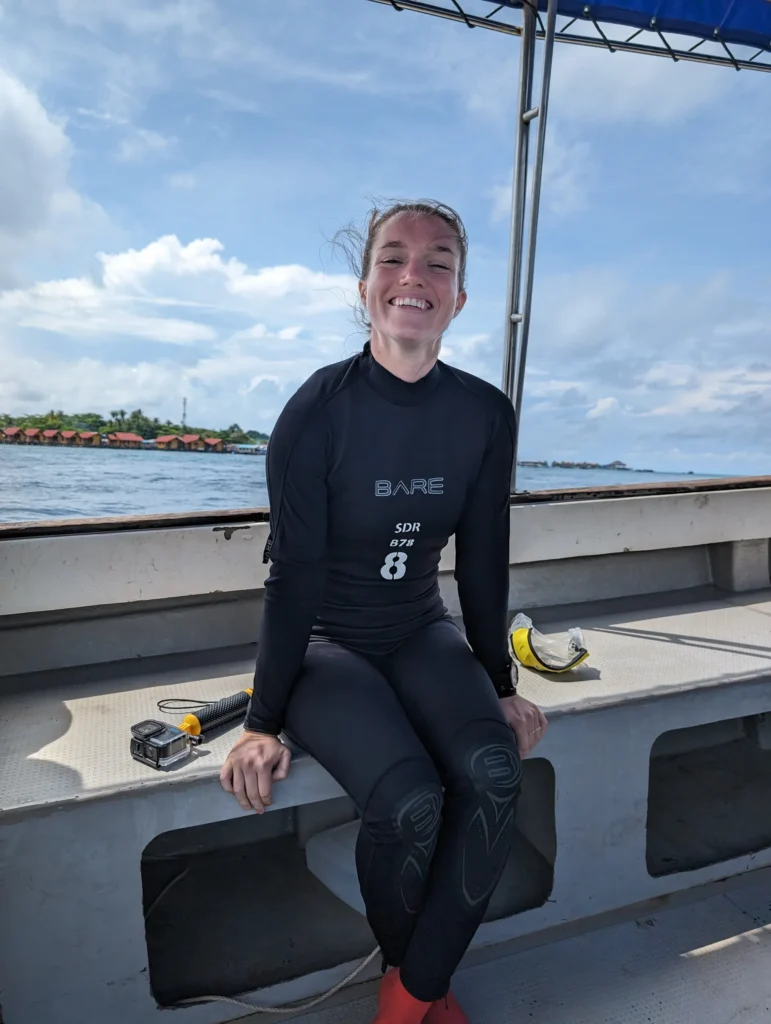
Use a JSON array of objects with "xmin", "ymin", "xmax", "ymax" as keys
[{"xmin": 391, "ymin": 297, "xmax": 430, "ymax": 310}]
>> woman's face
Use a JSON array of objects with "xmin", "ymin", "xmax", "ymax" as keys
[{"xmin": 359, "ymin": 213, "xmax": 466, "ymax": 348}]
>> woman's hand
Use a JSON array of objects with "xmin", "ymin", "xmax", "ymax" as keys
[
  {"xmin": 499, "ymin": 695, "xmax": 548, "ymax": 757},
  {"xmin": 220, "ymin": 730, "xmax": 292, "ymax": 813}
]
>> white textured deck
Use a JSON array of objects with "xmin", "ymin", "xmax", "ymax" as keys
[
  {"xmin": 1, "ymin": 594, "xmax": 771, "ymax": 814},
  {"xmin": 0, "ymin": 652, "xmax": 261, "ymax": 813},
  {"xmin": 519, "ymin": 592, "xmax": 771, "ymax": 714},
  {"xmin": 238, "ymin": 877, "xmax": 771, "ymax": 1023}
]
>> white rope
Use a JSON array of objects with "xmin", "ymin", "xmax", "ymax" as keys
[{"xmin": 178, "ymin": 945, "xmax": 381, "ymax": 1016}]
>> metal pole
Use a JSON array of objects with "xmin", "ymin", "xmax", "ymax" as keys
[
  {"xmin": 513, "ymin": 0, "xmax": 557, "ymax": 444},
  {"xmin": 501, "ymin": 1, "xmax": 536, "ymax": 409},
  {"xmin": 367, "ymin": 0, "xmax": 525, "ymax": 36}
]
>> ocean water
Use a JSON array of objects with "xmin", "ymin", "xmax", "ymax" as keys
[{"xmin": 0, "ymin": 444, "xmax": 725, "ymax": 524}]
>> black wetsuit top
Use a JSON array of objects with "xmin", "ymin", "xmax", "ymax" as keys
[{"xmin": 246, "ymin": 343, "xmax": 517, "ymax": 736}]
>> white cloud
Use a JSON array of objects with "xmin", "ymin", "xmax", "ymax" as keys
[
  {"xmin": 0, "ymin": 274, "xmax": 215, "ymax": 343},
  {"xmin": 277, "ymin": 325, "xmax": 302, "ymax": 340},
  {"xmin": 0, "ymin": 234, "xmax": 359, "ymax": 348},
  {"xmin": 99, "ymin": 236, "xmax": 233, "ymax": 289},
  {"xmin": 57, "ymin": 0, "xmax": 375, "ymax": 99},
  {"xmin": 444, "ymin": 332, "xmax": 490, "ymax": 356},
  {"xmin": 232, "ymin": 323, "xmax": 268, "ymax": 341},
  {"xmin": 199, "ymin": 87, "xmax": 262, "ymax": 115},
  {"xmin": 229, "ymin": 264, "xmax": 355, "ymax": 311},
  {"xmin": 510, "ymin": 261, "xmax": 771, "ymax": 468},
  {"xmin": 639, "ymin": 363, "xmax": 697, "ymax": 389},
  {"xmin": 644, "ymin": 366, "xmax": 771, "ymax": 417},
  {"xmin": 246, "ymin": 374, "xmax": 280, "ymax": 392},
  {"xmin": 56, "ymin": 0, "xmax": 212, "ymax": 36},
  {"xmin": 0, "ymin": 352, "xmax": 177, "ymax": 410},
  {"xmin": 0, "ymin": 65, "xmax": 106, "ymax": 284},
  {"xmin": 0, "ymin": 316, "xmax": 346, "ymax": 428},
  {"xmin": 0, "ymin": 231, "xmax": 364, "ymax": 427},
  {"xmin": 77, "ymin": 106, "xmax": 124, "ymax": 126},
  {"xmin": 12, "ymin": 309, "xmax": 214, "ymax": 344},
  {"xmin": 526, "ymin": 267, "xmax": 771, "ymax": 370},
  {"xmin": 116, "ymin": 126, "xmax": 175, "ymax": 162},
  {"xmin": 77, "ymin": 109, "xmax": 177, "ymax": 163},
  {"xmin": 95, "ymin": 234, "xmax": 358, "ymax": 312},
  {"xmin": 587, "ymin": 396, "xmax": 619, "ymax": 419},
  {"xmin": 0, "ymin": 67, "xmax": 70, "ymax": 242}
]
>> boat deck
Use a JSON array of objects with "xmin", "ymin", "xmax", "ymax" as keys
[
  {"xmin": 3, "ymin": 589, "xmax": 771, "ymax": 815},
  {"xmin": 2, "ymin": 590, "xmax": 771, "ymax": 1023},
  {"xmin": 238, "ymin": 874, "xmax": 771, "ymax": 1023}
]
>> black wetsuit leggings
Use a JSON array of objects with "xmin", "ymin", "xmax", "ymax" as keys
[{"xmin": 283, "ymin": 618, "xmax": 522, "ymax": 1002}]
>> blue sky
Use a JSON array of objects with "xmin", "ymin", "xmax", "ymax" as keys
[{"xmin": 0, "ymin": 0, "xmax": 769, "ymax": 473}]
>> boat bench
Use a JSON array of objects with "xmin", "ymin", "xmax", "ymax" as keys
[{"xmin": 2, "ymin": 590, "xmax": 771, "ymax": 1024}]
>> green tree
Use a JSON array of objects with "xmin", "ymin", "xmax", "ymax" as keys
[
  {"xmin": 223, "ymin": 422, "xmax": 250, "ymax": 444},
  {"xmin": 1, "ymin": 408, "xmax": 272, "ymax": 444},
  {"xmin": 122, "ymin": 409, "xmax": 159, "ymax": 439},
  {"xmin": 73, "ymin": 413, "xmax": 107, "ymax": 432}
]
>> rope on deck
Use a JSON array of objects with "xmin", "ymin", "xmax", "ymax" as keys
[{"xmin": 177, "ymin": 945, "xmax": 381, "ymax": 1016}]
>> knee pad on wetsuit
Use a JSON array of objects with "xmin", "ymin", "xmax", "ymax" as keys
[
  {"xmin": 447, "ymin": 720, "xmax": 522, "ymax": 908},
  {"xmin": 361, "ymin": 759, "xmax": 444, "ymax": 912},
  {"xmin": 449, "ymin": 718, "xmax": 522, "ymax": 796}
]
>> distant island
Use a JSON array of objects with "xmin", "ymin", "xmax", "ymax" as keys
[
  {"xmin": 0, "ymin": 408, "xmax": 269, "ymax": 454},
  {"xmin": 1, "ymin": 411, "xmax": 694, "ymax": 475},
  {"xmin": 517, "ymin": 459, "xmax": 689, "ymax": 474}
]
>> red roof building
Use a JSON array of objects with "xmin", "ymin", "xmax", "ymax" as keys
[
  {"xmin": 3, "ymin": 426, "xmax": 21, "ymax": 441},
  {"xmin": 23, "ymin": 428, "xmax": 41, "ymax": 443},
  {"xmin": 203, "ymin": 437, "xmax": 224, "ymax": 452},
  {"xmin": 180, "ymin": 434, "xmax": 204, "ymax": 451},
  {"xmin": 41, "ymin": 429, "xmax": 60, "ymax": 444},
  {"xmin": 77, "ymin": 431, "xmax": 101, "ymax": 447},
  {"xmin": 110, "ymin": 432, "xmax": 143, "ymax": 449},
  {"xmin": 155, "ymin": 434, "xmax": 181, "ymax": 450}
]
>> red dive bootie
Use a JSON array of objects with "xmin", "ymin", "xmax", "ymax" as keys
[
  {"xmin": 423, "ymin": 990, "xmax": 470, "ymax": 1023},
  {"xmin": 373, "ymin": 968, "xmax": 433, "ymax": 1024}
]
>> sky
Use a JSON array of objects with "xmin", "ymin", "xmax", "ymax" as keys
[{"xmin": 0, "ymin": 0, "xmax": 770, "ymax": 474}]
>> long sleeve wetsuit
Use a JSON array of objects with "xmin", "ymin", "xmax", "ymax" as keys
[
  {"xmin": 246, "ymin": 343, "xmax": 523, "ymax": 1002},
  {"xmin": 247, "ymin": 342, "xmax": 517, "ymax": 736}
]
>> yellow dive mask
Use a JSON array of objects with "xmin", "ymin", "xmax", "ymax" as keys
[{"xmin": 508, "ymin": 612, "xmax": 589, "ymax": 673}]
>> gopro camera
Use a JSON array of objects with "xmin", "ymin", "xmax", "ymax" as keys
[{"xmin": 130, "ymin": 719, "xmax": 198, "ymax": 770}]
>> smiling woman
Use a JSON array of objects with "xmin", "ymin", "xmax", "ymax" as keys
[
  {"xmin": 334, "ymin": 200, "xmax": 468, "ymax": 363},
  {"xmin": 219, "ymin": 198, "xmax": 548, "ymax": 1022}
]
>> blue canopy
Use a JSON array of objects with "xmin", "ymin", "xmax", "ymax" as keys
[{"xmin": 490, "ymin": 1, "xmax": 771, "ymax": 51}]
